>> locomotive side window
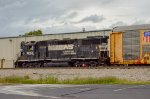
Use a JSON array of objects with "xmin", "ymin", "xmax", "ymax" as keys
[
  {"xmin": 82, "ymin": 37, "xmax": 108, "ymax": 45},
  {"xmin": 82, "ymin": 39, "xmax": 101, "ymax": 45}
]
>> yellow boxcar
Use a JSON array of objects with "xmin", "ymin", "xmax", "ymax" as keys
[{"xmin": 110, "ymin": 30, "xmax": 150, "ymax": 65}]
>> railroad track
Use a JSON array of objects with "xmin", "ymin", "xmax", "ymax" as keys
[{"xmin": 1, "ymin": 66, "xmax": 150, "ymax": 69}]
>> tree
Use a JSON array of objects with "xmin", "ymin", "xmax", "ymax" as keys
[{"xmin": 24, "ymin": 29, "xmax": 43, "ymax": 36}]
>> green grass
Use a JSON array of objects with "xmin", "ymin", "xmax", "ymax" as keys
[{"xmin": 0, "ymin": 76, "xmax": 150, "ymax": 84}]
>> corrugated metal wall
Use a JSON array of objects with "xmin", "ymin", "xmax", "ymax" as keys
[
  {"xmin": 0, "ymin": 30, "xmax": 110, "ymax": 68},
  {"xmin": 111, "ymin": 24, "xmax": 150, "ymax": 65},
  {"xmin": 122, "ymin": 30, "xmax": 140, "ymax": 60},
  {"xmin": 110, "ymin": 30, "xmax": 141, "ymax": 64}
]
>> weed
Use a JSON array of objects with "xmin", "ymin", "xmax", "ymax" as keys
[{"xmin": 0, "ymin": 76, "xmax": 150, "ymax": 84}]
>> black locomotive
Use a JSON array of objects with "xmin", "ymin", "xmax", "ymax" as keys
[{"xmin": 15, "ymin": 36, "xmax": 109, "ymax": 68}]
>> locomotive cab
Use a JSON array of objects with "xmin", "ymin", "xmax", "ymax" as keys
[
  {"xmin": 15, "ymin": 41, "xmax": 37, "ymax": 68},
  {"xmin": 20, "ymin": 41, "xmax": 36, "ymax": 60}
]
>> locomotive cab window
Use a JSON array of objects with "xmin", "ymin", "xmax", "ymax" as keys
[{"xmin": 28, "ymin": 45, "xmax": 34, "ymax": 51}]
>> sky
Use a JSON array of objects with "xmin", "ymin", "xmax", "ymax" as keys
[{"xmin": 0, "ymin": 0, "xmax": 150, "ymax": 37}]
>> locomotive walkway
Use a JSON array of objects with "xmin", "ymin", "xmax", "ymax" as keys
[{"xmin": 0, "ymin": 84, "xmax": 149, "ymax": 99}]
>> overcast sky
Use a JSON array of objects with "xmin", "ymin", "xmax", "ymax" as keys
[{"xmin": 0, "ymin": 0, "xmax": 150, "ymax": 37}]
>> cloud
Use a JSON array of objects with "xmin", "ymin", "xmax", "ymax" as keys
[
  {"xmin": 109, "ymin": 21, "xmax": 127, "ymax": 28},
  {"xmin": 78, "ymin": 15, "xmax": 105, "ymax": 23},
  {"xmin": 0, "ymin": 0, "xmax": 23, "ymax": 8},
  {"xmin": 0, "ymin": 0, "xmax": 150, "ymax": 37},
  {"xmin": 66, "ymin": 11, "xmax": 78, "ymax": 18},
  {"xmin": 0, "ymin": 0, "xmax": 111, "ymax": 36},
  {"xmin": 43, "ymin": 24, "xmax": 80, "ymax": 34},
  {"xmin": 50, "ymin": 0, "xmax": 114, "ymax": 10},
  {"xmin": 132, "ymin": 20, "xmax": 148, "ymax": 25},
  {"xmin": 43, "ymin": 24, "xmax": 97, "ymax": 34}
]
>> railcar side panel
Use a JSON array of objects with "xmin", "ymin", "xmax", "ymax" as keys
[
  {"xmin": 110, "ymin": 32, "xmax": 123, "ymax": 64},
  {"xmin": 140, "ymin": 30, "xmax": 150, "ymax": 64},
  {"xmin": 111, "ymin": 30, "xmax": 150, "ymax": 65}
]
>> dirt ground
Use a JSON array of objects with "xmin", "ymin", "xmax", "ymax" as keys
[{"xmin": 0, "ymin": 68, "xmax": 150, "ymax": 81}]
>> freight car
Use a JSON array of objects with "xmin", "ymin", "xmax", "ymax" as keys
[
  {"xmin": 110, "ymin": 28, "xmax": 150, "ymax": 65},
  {"xmin": 15, "ymin": 36, "xmax": 109, "ymax": 68}
]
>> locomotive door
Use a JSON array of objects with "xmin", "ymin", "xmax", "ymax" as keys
[{"xmin": 39, "ymin": 46, "xmax": 47, "ymax": 59}]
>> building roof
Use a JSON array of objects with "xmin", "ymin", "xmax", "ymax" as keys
[
  {"xmin": 113, "ymin": 24, "xmax": 150, "ymax": 32},
  {"xmin": 0, "ymin": 29, "xmax": 111, "ymax": 39},
  {"xmin": 1, "ymin": 24, "xmax": 150, "ymax": 39}
]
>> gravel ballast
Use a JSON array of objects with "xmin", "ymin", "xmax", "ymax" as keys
[{"xmin": 0, "ymin": 68, "xmax": 150, "ymax": 81}]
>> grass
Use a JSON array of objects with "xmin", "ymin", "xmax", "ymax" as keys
[{"xmin": 0, "ymin": 76, "xmax": 150, "ymax": 84}]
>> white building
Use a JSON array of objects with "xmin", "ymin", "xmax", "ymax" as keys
[{"xmin": 0, "ymin": 30, "xmax": 111, "ymax": 68}]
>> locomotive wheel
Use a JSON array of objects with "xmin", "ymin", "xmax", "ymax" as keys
[
  {"xmin": 68, "ymin": 62, "xmax": 74, "ymax": 67},
  {"xmin": 22, "ymin": 63, "xmax": 27, "ymax": 68},
  {"xmin": 89, "ymin": 61, "xmax": 98, "ymax": 67},
  {"xmin": 74, "ymin": 61, "xmax": 82, "ymax": 67}
]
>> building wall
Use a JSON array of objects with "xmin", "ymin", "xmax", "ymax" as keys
[{"xmin": 0, "ymin": 30, "xmax": 111, "ymax": 68}]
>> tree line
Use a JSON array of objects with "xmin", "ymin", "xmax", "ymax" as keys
[{"xmin": 20, "ymin": 29, "xmax": 43, "ymax": 36}]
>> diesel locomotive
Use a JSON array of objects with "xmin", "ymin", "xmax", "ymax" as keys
[{"xmin": 15, "ymin": 36, "xmax": 110, "ymax": 68}]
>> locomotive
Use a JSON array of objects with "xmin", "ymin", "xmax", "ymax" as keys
[{"xmin": 15, "ymin": 36, "xmax": 110, "ymax": 68}]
